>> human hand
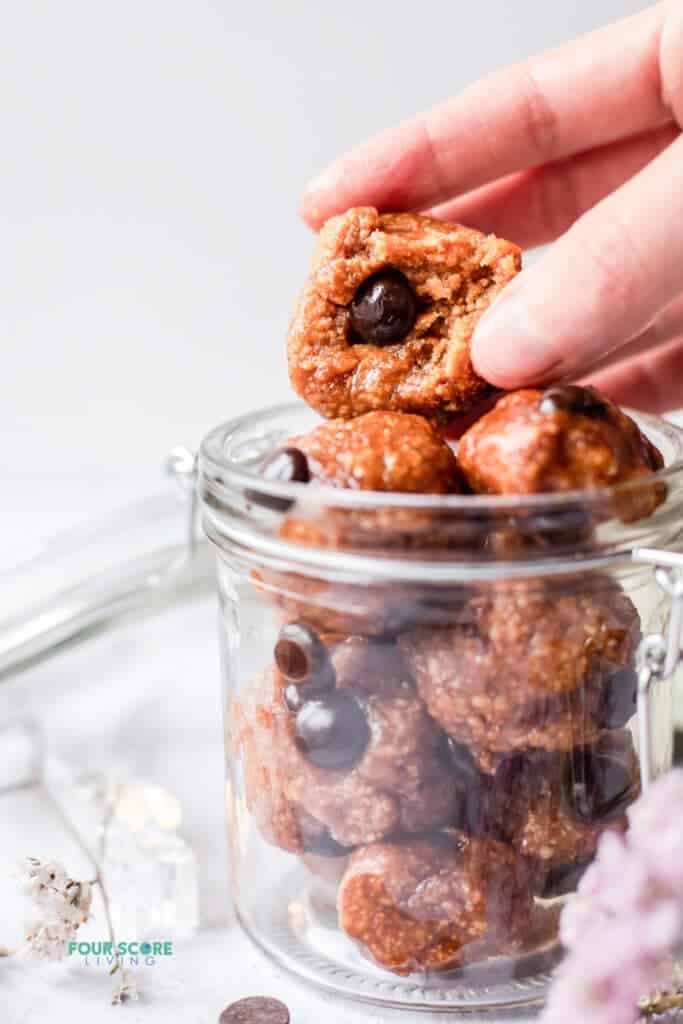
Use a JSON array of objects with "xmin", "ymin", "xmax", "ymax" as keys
[{"xmin": 300, "ymin": 2, "xmax": 683, "ymax": 413}]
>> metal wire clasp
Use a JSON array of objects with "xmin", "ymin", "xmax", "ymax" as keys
[
  {"xmin": 632, "ymin": 548, "xmax": 683, "ymax": 789},
  {"xmin": 164, "ymin": 446, "xmax": 199, "ymax": 559}
]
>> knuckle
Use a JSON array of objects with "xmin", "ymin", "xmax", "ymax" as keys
[
  {"xmin": 420, "ymin": 115, "xmax": 449, "ymax": 197},
  {"xmin": 517, "ymin": 64, "xmax": 560, "ymax": 162}
]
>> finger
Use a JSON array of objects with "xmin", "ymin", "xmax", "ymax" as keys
[
  {"xmin": 581, "ymin": 292, "xmax": 683, "ymax": 377},
  {"xmin": 301, "ymin": 5, "xmax": 669, "ymax": 229},
  {"xmin": 428, "ymin": 125, "xmax": 679, "ymax": 250},
  {"xmin": 586, "ymin": 336, "xmax": 683, "ymax": 413},
  {"xmin": 471, "ymin": 133, "xmax": 683, "ymax": 388}
]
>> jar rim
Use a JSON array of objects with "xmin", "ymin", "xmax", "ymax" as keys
[
  {"xmin": 199, "ymin": 402, "xmax": 683, "ymax": 581},
  {"xmin": 200, "ymin": 401, "xmax": 683, "ymax": 512}
]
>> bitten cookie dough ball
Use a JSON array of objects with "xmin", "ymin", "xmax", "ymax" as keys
[
  {"xmin": 234, "ymin": 632, "xmax": 458, "ymax": 853},
  {"xmin": 399, "ymin": 579, "xmax": 640, "ymax": 766},
  {"xmin": 458, "ymin": 386, "xmax": 664, "ymax": 522},
  {"xmin": 287, "ymin": 207, "xmax": 521, "ymax": 422},
  {"xmin": 338, "ymin": 832, "xmax": 532, "ymax": 974}
]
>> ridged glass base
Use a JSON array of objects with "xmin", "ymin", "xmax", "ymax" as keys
[{"xmin": 237, "ymin": 867, "xmax": 561, "ymax": 1014}]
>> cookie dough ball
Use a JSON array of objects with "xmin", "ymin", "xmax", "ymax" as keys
[
  {"xmin": 234, "ymin": 633, "xmax": 458, "ymax": 852},
  {"xmin": 231, "ymin": 665, "xmax": 331, "ymax": 854},
  {"xmin": 287, "ymin": 411, "xmax": 464, "ymax": 494},
  {"xmin": 279, "ymin": 410, "xmax": 467, "ymax": 545},
  {"xmin": 251, "ymin": 412, "xmax": 472, "ymax": 635},
  {"xmin": 509, "ymin": 734, "xmax": 638, "ymax": 896},
  {"xmin": 281, "ymin": 633, "xmax": 458, "ymax": 847},
  {"xmin": 253, "ymin": 569, "xmax": 410, "ymax": 638},
  {"xmin": 287, "ymin": 207, "xmax": 521, "ymax": 422},
  {"xmin": 399, "ymin": 579, "xmax": 640, "ymax": 765},
  {"xmin": 458, "ymin": 386, "xmax": 664, "ymax": 522},
  {"xmin": 338, "ymin": 832, "xmax": 533, "ymax": 974}
]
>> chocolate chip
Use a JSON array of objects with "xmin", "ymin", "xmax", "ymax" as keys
[
  {"xmin": 303, "ymin": 830, "xmax": 354, "ymax": 858},
  {"xmin": 520, "ymin": 502, "xmax": 591, "ymax": 546},
  {"xmin": 539, "ymin": 385, "xmax": 608, "ymax": 418},
  {"xmin": 442, "ymin": 736, "xmax": 479, "ymax": 781},
  {"xmin": 275, "ymin": 623, "xmax": 332, "ymax": 683},
  {"xmin": 541, "ymin": 860, "xmax": 591, "ymax": 899},
  {"xmin": 599, "ymin": 666, "xmax": 638, "ymax": 729},
  {"xmin": 349, "ymin": 269, "xmax": 417, "ymax": 347},
  {"xmin": 439, "ymin": 737, "xmax": 497, "ymax": 837},
  {"xmin": 562, "ymin": 743, "xmax": 635, "ymax": 825},
  {"xmin": 295, "ymin": 692, "xmax": 370, "ymax": 771},
  {"xmin": 219, "ymin": 997, "xmax": 290, "ymax": 1024},
  {"xmin": 282, "ymin": 674, "xmax": 334, "ymax": 714},
  {"xmin": 246, "ymin": 447, "xmax": 310, "ymax": 512}
]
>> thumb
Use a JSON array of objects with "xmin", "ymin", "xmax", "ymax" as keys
[{"xmin": 470, "ymin": 132, "xmax": 683, "ymax": 388}]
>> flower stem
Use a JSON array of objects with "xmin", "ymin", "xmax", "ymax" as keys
[{"xmin": 41, "ymin": 783, "xmax": 129, "ymax": 992}]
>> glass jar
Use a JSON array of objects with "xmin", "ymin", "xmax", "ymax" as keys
[{"xmin": 199, "ymin": 402, "xmax": 683, "ymax": 1014}]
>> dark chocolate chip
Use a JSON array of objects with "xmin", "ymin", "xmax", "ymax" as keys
[
  {"xmin": 246, "ymin": 447, "xmax": 310, "ymax": 512},
  {"xmin": 541, "ymin": 860, "xmax": 591, "ymax": 899},
  {"xmin": 562, "ymin": 744, "xmax": 635, "ymax": 825},
  {"xmin": 521, "ymin": 502, "xmax": 592, "ymax": 546},
  {"xmin": 303, "ymin": 830, "xmax": 354, "ymax": 858},
  {"xmin": 599, "ymin": 666, "xmax": 638, "ymax": 729},
  {"xmin": 275, "ymin": 622, "xmax": 333, "ymax": 684},
  {"xmin": 539, "ymin": 385, "xmax": 608, "ymax": 418},
  {"xmin": 282, "ymin": 672, "xmax": 335, "ymax": 714},
  {"xmin": 349, "ymin": 269, "xmax": 417, "ymax": 347},
  {"xmin": 219, "ymin": 997, "xmax": 290, "ymax": 1024},
  {"xmin": 295, "ymin": 692, "xmax": 370, "ymax": 771},
  {"xmin": 439, "ymin": 737, "xmax": 499, "ymax": 837},
  {"xmin": 442, "ymin": 736, "xmax": 479, "ymax": 782}
]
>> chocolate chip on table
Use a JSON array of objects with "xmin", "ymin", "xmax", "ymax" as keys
[
  {"xmin": 219, "ymin": 996, "xmax": 290, "ymax": 1024},
  {"xmin": 275, "ymin": 622, "xmax": 333, "ymax": 684},
  {"xmin": 295, "ymin": 692, "xmax": 370, "ymax": 771},
  {"xmin": 349, "ymin": 269, "xmax": 417, "ymax": 347},
  {"xmin": 599, "ymin": 666, "xmax": 638, "ymax": 729},
  {"xmin": 539, "ymin": 385, "xmax": 608, "ymax": 418},
  {"xmin": 561, "ymin": 743, "xmax": 635, "ymax": 825},
  {"xmin": 246, "ymin": 447, "xmax": 310, "ymax": 512}
]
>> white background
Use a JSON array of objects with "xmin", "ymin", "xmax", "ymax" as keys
[{"xmin": 0, "ymin": 0, "xmax": 651, "ymax": 483}]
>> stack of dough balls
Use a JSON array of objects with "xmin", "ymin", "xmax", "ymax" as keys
[{"xmin": 232, "ymin": 208, "xmax": 659, "ymax": 974}]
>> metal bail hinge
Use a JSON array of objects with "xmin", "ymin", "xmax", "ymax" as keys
[
  {"xmin": 632, "ymin": 547, "xmax": 683, "ymax": 790},
  {"xmin": 165, "ymin": 446, "xmax": 199, "ymax": 559}
]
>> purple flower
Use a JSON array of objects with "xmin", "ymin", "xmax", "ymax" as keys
[{"xmin": 542, "ymin": 770, "xmax": 683, "ymax": 1024}]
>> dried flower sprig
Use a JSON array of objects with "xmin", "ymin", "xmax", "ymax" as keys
[
  {"xmin": 21, "ymin": 857, "xmax": 92, "ymax": 960},
  {"xmin": 542, "ymin": 770, "xmax": 683, "ymax": 1024},
  {"xmin": 2, "ymin": 784, "xmax": 139, "ymax": 1006}
]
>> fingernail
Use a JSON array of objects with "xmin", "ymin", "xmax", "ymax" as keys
[
  {"xmin": 301, "ymin": 164, "xmax": 342, "ymax": 227},
  {"xmin": 471, "ymin": 286, "xmax": 558, "ymax": 387},
  {"xmin": 304, "ymin": 162, "xmax": 342, "ymax": 202}
]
